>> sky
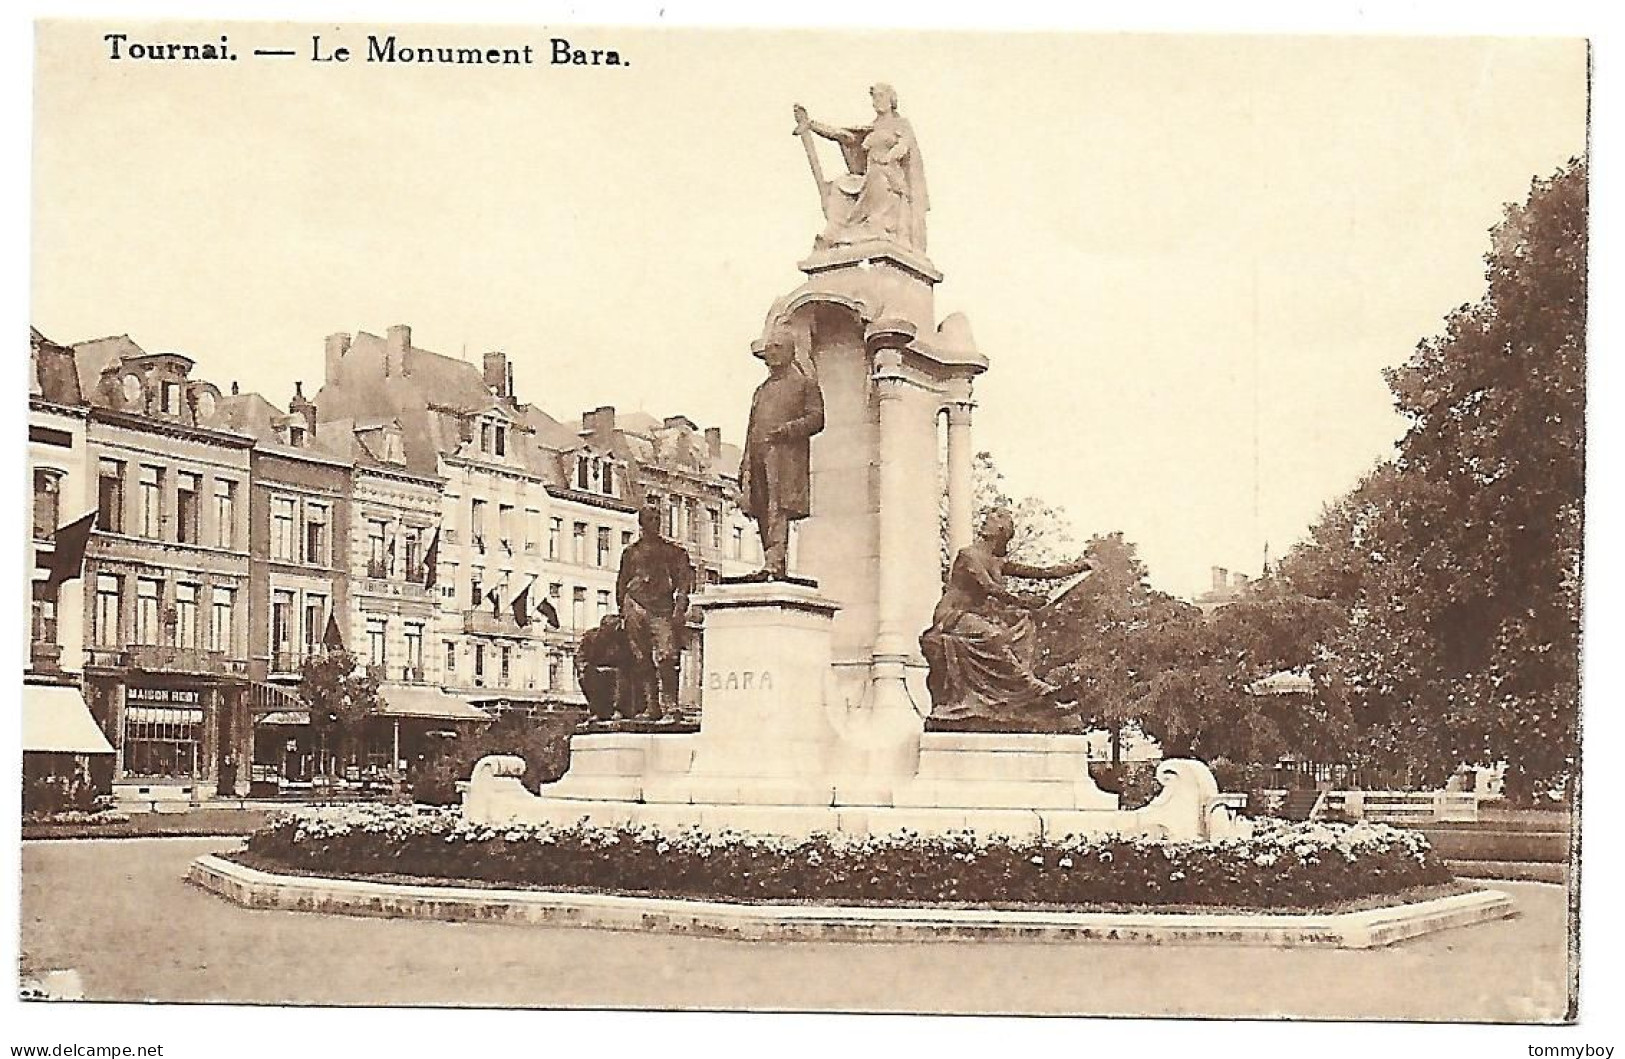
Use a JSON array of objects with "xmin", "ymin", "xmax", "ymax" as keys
[{"xmin": 30, "ymin": 24, "xmax": 1588, "ymax": 598}]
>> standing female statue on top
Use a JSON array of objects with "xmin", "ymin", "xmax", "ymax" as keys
[{"xmin": 793, "ymin": 83, "xmax": 929, "ymax": 254}]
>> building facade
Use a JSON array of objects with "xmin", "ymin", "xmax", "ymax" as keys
[{"xmin": 71, "ymin": 336, "xmax": 255, "ymax": 796}]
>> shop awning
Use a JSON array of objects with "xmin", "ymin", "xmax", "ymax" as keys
[
  {"xmin": 374, "ymin": 684, "xmax": 492, "ymax": 722},
  {"xmin": 24, "ymin": 684, "xmax": 115, "ymax": 755},
  {"xmin": 258, "ymin": 710, "xmax": 311, "ymax": 726}
]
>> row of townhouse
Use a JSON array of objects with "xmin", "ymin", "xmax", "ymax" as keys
[{"xmin": 24, "ymin": 324, "xmax": 761, "ymax": 799}]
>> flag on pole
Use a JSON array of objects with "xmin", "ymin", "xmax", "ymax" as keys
[
  {"xmin": 322, "ymin": 611, "xmax": 346, "ymax": 651},
  {"xmin": 422, "ymin": 526, "xmax": 441, "ymax": 588},
  {"xmin": 536, "ymin": 596, "xmax": 561, "ymax": 629},
  {"xmin": 510, "ymin": 576, "xmax": 537, "ymax": 627},
  {"xmin": 45, "ymin": 509, "xmax": 96, "ymax": 588}
]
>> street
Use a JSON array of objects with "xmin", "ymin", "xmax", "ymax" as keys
[{"xmin": 19, "ymin": 837, "xmax": 1573, "ymax": 1021}]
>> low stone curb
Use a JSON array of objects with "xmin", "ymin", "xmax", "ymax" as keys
[{"xmin": 187, "ymin": 854, "xmax": 1515, "ymax": 949}]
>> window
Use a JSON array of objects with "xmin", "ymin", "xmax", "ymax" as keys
[
  {"xmin": 499, "ymin": 645, "xmax": 512, "ymax": 686},
  {"xmin": 572, "ymin": 522, "xmax": 587, "ymax": 564},
  {"xmin": 499, "ymin": 504, "xmax": 515, "ymax": 551},
  {"xmin": 596, "ymin": 589, "xmax": 611, "ymax": 621},
  {"xmin": 33, "ymin": 469, "xmax": 61, "ymax": 541},
  {"xmin": 474, "ymin": 644, "xmax": 486, "ymax": 680},
  {"xmin": 161, "ymin": 381, "xmax": 181, "ymax": 414},
  {"xmin": 123, "ymin": 706, "xmax": 200, "ymax": 778},
  {"xmin": 708, "ymin": 507, "xmax": 722, "ymax": 550},
  {"xmin": 213, "ymin": 479, "xmax": 236, "ymax": 548},
  {"xmin": 271, "ymin": 590, "xmax": 294, "ymax": 660},
  {"xmin": 686, "ymin": 500, "xmax": 700, "ymax": 543},
  {"xmin": 288, "ymin": 424, "xmax": 306, "ymax": 447},
  {"xmin": 732, "ymin": 527, "xmax": 744, "ymax": 560},
  {"xmin": 303, "ymin": 595, "xmax": 327, "ymax": 654},
  {"xmin": 366, "ymin": 618, "xmax": 387, "ymax": 666},
  {"xmin": 176, "ymin": 473, "xmax": 200, "ymax": 544},
  {"xmin": 621, "ymin": 529, "xmax": 633, "ymax": 552},
  {"xmin": 471, "ymin": 568, "xmax": 484, "ymax": 608},
  {"xmin": 97, "ymin": 459, "xmax": 125, "ymax": 533},
  {"xmin": 576, "ymin": 455, "xmax": 590, "ymax": 491},
  {"xmin": 548, "ymin": 517, "xmax": 562, "ymax": 559},
  {"xmin": 601, "ymin": 461, "xmax": 614, "ymax": 495},
  {"xmin": 31, "ymin": 583, "xmax": 58, "ymax": 648},
  {"xmin": 271, "ymin": 497, "xmax": 296, "ymax": 560},
  {"xmin": 138, "ymin": 466, "xmax": 162, "ymax": 539},
  {"xmin": 174, "ymin": 583, "xmax": 199, "ymax": 648},
  {"xmin": 209, "ymin": 587, "xmax": 233, "ymax": 653},
  {"xmin": 367, "ymin": 519, "xmax": 388, "ymax": 576},
  {"xmin": 666, "ymin": 499, "xmax": 680, "ymax": 539},
  {"xmin": 596, "ymin": 527, "xmax": 611, "ymax": 567},
  {"xmin": 441, "ymin": 560, "xmax": 458, "ymax": 600},
  {"xmin": 470, "ymin": 499, "xmax": 487, "ymax": 549},
  {"xmin": 479, "ymin": 422, "xmax": 492, "ymax": 453},
  {"xmin": 524, "ymin": 509, "xmax": 541, "ymax": 553},
  {"xmin": 404, "ymin": 623, "xmax": 424, "ymax": 675},
  {"xmin": 135, "ymin": 578, "xmax": 161, "ymax": 644},
  {"xmin": 94, "ymin": 574, "xmax": 121, "ymax": 646},
  {"xmin": 571, "ymin": 587, "xmax": 587, "ymax": 630},
  {"xmin": 548, "ymin": 653, "xmax": 561, "ymax": 690},
  {"xmin": 304, "ymin": 503, "xmax": 328, "ymax": 565},
  {"xmin": 444, "ymin": 640, "xmax": 457, "ymax": 673},
  {"xmin": 404, "ymin": 529, "xmax": 421, "ymax": 581},
  {"xmin": 494, "ymin": 425, "xmax": 507, "ymax": 457}
]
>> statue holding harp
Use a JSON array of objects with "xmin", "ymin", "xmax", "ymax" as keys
[{"xmin": 792, "ymin": 83, "xmax": 929, "ymax": 254}]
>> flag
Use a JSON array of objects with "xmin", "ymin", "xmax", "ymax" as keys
[
  {"xmin": 45, "ymin": 509, "xmax": 96, "ymax": 588},
  {"xmin": 422, "ymin": 526, "xmax": 441, "ymax": 588},
  {"xmin": 322, "ymin": 611, "xmax": 346, "ymax": 651},
  {"xmin": 536, "ymin": 596, "xmax": 561, "ymax": 629},
  {"xmin": 486, "ymin": 583, "xmax": 502, "ymax": 616},
  {"xmin": 510, "ymin": 577, "xmax": 536, "ymax": 627},
  {"xmin": 386, "ymin": 532, "xmax": 398, "ymax": 575}
]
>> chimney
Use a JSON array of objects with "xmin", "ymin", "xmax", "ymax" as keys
[
  {"xmin": 289, "ymin": 380, "xmax": 317, "ymax": 430},
  {"xmin": 585, "ymin": 405, "xmax": 615, "ymax": 443},
  {"xmin": 507, "ymin": 361, "xmax": 514, "ymax": 400},
  {"xmin": 663, "ymin": 414, "xmax": 698, "ymax": 432},
  {"xmin": 385, "ymin": 324, "xmax": 411, "ymax": 377},
  {"xmin": 230, "ymin": 380, "xmax": 240, "ymax": 396},
  {"xmin": 704, "ymin": 426, "xmax": 722, "ymax": 460},
  {"xmin": 483, "ymin": 351, "xmax": 509, "ymax": 397},
  {"xmin": 1232, "ymin": 571, "xmax": 1250, "ymax": 590},
  {"xmin": 1211, "ymin": 566, "xmax": 1228, "ymax": 593},
  {"xmin": 324, "ymin": 333, "xmax": 350, "ymax": 385}
]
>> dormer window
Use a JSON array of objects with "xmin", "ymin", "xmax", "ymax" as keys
[
  {"xmin": 574, "ymin": 454, "xmax": 615, "ymax": 496},
  {"xmin": 289, "ymin": 425, "xmax": 306, "ymax": 447},
  {"xmin": 494, "ymin": 425, "xmax": 507, "ymax": 457},
  {"xmin": 384, "ymin": 433, "xmax": 403, "ymax": 463}
]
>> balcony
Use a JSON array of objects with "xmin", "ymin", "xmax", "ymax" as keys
[
  {"xmin": 462, "ymin": 609, "xmax": 529, "ymax": 637},
  {"xmin": 121, "ymin": 644, "xmax": 248, "ymax": 676},
  {"xmin": 29, "ymin": 641, "xmax": 63, "ymax": 673},
  {"xmin": 271, "ymin": 650, "xmax": 312, "ymax": 676}
]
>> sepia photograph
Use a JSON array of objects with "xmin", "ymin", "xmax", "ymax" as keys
[{"xmin": 13, "ymin": 6, "xmax": 1605, "ymax": 1049}]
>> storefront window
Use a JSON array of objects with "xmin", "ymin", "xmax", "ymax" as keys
[{"xmin": 123, "ymin": 694, "xmax": 203, "ymax": 778}]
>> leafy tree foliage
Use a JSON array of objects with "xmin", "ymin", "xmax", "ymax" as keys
[
  {"xmin": 300, "ymin": 647, "xmax": 384, "ymax": 772},
  {"xmin": 1280, "ymin": 159, "xmax": 1586, "ymax": 800}
]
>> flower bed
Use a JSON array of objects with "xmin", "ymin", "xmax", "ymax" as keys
[{"xmin": 240, "ymin": 805, "xmax": 1453, "ymax": 911}]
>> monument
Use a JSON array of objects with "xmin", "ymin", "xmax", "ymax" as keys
[{"xmin": 464, "ymin": 86, "xmax": 1238, "ymax": 843}]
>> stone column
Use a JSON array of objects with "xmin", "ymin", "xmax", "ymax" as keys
[
  {"xmin": 870, "ymin": 349, "xmax": 913, "ymax": 685},
  {"xmin": 944, "ymin": 380, "xmax": 976, "ymax": 557}
]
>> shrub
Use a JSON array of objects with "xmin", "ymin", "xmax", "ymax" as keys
[{"xmin": 243, "ymin": 805, "xmax": 1452, "ymax": 911}]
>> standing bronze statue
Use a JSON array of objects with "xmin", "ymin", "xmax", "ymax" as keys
[
  {"xmin": 921, "ymin": 509, "xmax": 1092, "ymax": 726},
  {"xmin": 739, "ymin": 321, "xmax": 825, "ymax": 581},
  {"xmin": 615, "ymin": 501, "xmax": 695, "ymax": 720}
]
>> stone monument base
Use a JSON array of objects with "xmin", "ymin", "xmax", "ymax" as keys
[{"xmin": 462, "ymin": 581, "xmax": 1242, "ymax": 843}]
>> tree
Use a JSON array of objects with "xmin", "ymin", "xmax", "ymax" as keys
[
  {"xmin": 942, "ymin": 450, "xmax": 1079, "ymax": 574},
  {"xmin": 300, "ymin": 647, "xmax": 384, "ymax": 775},
  {"xmin": 1279, "ymin": 159, "xmax": 1586, "ymax": 800}
]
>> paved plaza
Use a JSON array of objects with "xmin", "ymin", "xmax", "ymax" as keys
[{"xmin": 20, "ymin": 837, "xmax": 1572, "ymax": 1021}]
